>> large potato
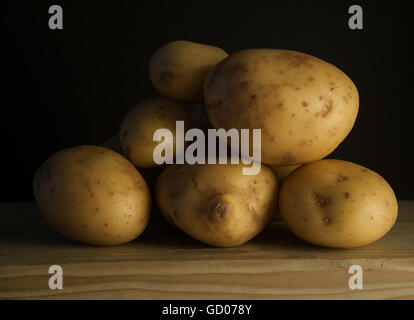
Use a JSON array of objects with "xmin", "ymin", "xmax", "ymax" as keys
[
  {"xmin": 279, "ymin": 159, "xmax": 398, "ymax": 248},
  {"xmin": 150, "ymin": 40, "xmax": 229, "ymax": 102},
  {"xmin": 120, "ymin": 97, "xmax": 192, "ymax": 168},
  {"xmin": 33, "ymin": 145, "xmax": 151, "ymax": 246},
  {"xmin": 155, "ymin": 163, "xmax": 278, "ymax": 247},
  {"xmin": 204, "ymin": 49, "xmax": 359, "ymax": 165}
]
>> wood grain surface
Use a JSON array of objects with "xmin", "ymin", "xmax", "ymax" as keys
[{"xmin": 0, "ymin": 201, "xmax": 413, "ymax": 300}]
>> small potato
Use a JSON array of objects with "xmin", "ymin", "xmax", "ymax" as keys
[
  {"xmin": 33, "ymin": 145, "xmax": 151, "ymax": 246},
  {"xmin": 270, "ymin": 164, "xmax": 301, "ymax": 185},
  {"xmin": 150, "ymin": 40, "xmax": 229, "ymax": 102},
  {"xmin": 120, "ymin": 97, "xmax": 192, "ymax": 168},
  {"xmin": 204, "ymin": 49, "xmax": 359, "ymax": 165},
  {"xmin": 155, "ymin": 163, "xmax": 278, "ymax": 247},
  {"xmin": 279, "ymin": 159, "xmax": 398, "ymax": 248}
]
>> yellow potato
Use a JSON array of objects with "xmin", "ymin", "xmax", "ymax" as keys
[
  {"xmin": 33, "ymin": 145, "xmax": 151, "ymax": 246},
  {"xmin": 270, "ymin": 164, "xmax": 301, "ymax": 185},
  {"xmin": 155, "ymin": 163, "xmax": 278, "ymax": 247},
  {"xmin": 279, "ymin": 159, "xmax": 398, "ymax": 248},
  {"xmin": 204, "ymin": 49, "xmax": 359, "ymax": 165},
  {"xmin": 150, "ymin": 40, "xmax": 229, "ymax": 102},
  {"xmin": 119, "ymin": 97, "xmax": 192, "ymax": 168}
]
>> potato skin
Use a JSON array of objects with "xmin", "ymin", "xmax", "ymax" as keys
[
  {"xmin": 150, "ymin": 40, "xmax": 228, "ymax": 102},
  {"xmin": 204, "ymin": 49, "xmax": 359, "ymax": 165},
  {"xmin": 279, "ymin": 159, "xmax": 398, "ymax": 248},
  {"xmin": 33, "ymin": 145, "xmax": 151, "ymax": 246},
  {"xmin": 119, "ymin": 97, "xmax": 192, "ymax": 168},
  {"xmin": 155, "ymin": 163, "xmax": 278, "ymax": 247}
]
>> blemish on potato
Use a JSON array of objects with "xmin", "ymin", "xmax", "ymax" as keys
[
  {"xmin": 302, "ymin": 101, "xmax": 309, "ymax": 107},
  {"xmin": 160, "ymin": 71, "xmax": 172, "ymax": 86},
  {"xmin": 344, "ymin": 192, "xmax": 350, "ymax": 199},
  {"xmin": 311, "ymin": 193, "xmax": 331, "ymax": 207},
  {"xmin": 282, "ymin": 152, "xmax": 295, "ymax": 163},
  {"xmin": 308, "ymin": 77, "xmax": 314, "ymax": 81},
  {"xmin": 269, "ymin": 136, "xmax": 275, "ymax": 142},
  {"xmin": 210, "ymin": 201, "xmax": 231, "ymax": 222},
  {"xmin": 336, "ymin": 175, "xmax": 348, "ymax": 182}
]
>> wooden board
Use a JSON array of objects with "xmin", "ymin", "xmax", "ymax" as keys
[{"xmin": 0, "ymin": 201, "xmax": 413, "ymax": 300}]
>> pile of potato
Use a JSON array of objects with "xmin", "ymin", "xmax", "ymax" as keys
[{"xmin": 33, "ymin": 41, "xmax": 398, "ymax": 248}]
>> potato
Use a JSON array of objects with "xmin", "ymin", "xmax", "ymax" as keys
[
  {"xmin": 270, "ymin": 164, "xmax": 301, "ymax": 185},
  {"xmin": 119, "ymin": 97, "xmax": 192, "ymax": 168},
  {"xmin": 279, "ymin": 159, "xmax": 398, "ymax": 248},
  {"xmin": 150, "ymin": 40, "xmax": 229, "ymax": 102},
  {"xmin": 204, "ymin": 49, "xmax": 359, "ymax": 165},
  {"xmin": 33, "ymin": 145, "xmax": 151, "ymax": 246},
  {"xmin": 155, "ymin": 163, "xmax": 278, "ymax": 247}
]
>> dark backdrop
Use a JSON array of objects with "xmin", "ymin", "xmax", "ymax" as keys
[{"xmin": 2, "ymin": 0, "xmax": 413, "ymax": 200}]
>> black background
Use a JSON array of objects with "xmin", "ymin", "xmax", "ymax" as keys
[{"xmin": 2, "ymin": 0, "xmax": 413, "ymax": 201}]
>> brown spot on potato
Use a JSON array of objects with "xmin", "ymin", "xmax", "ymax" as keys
[
  {"xmin": 337, "ymin": 175, "xmax": 348, "ymax": 182},
  {"xmin": 317, "ymin": 99, "xmax": 333, "ymax": 118},
  {"xmin": 344, "ymin": 192, "xmax": 350, "ymax": 198},
  {"xmin": 282, "ymin": 152, "xmax": 295, "ymax": 163},
  {"xmin": 109, "ymin": 192, "xmax": 114, "ymax": 196},
  {"xmin": 104, "ymin": 223, "xmax": 108, "ymax": 227},
  {"xmin": 311, "ymin": 193, "xmax": 331, "ymax": 207},
  {"xmin": 269, "ymin": 136, "xmax": 275, "ymax": 142},
  {"xmin": 291, "ymin": 113, "xmax": 295, "ymax": 117},
  {"xmin": 96, "ymin": 180, "xmax": 101, "ymax": 184},
  {"xmin": 295, "ymin": 86, "xmax": 300, "ymax": 90},
  {"xmin": 210, "ymin": 201, "xmax": 231, "ymax": 222},
  {"xmin": 342, "ymin": 96, "xmax": 349, "ymax": 104},
  {"xmin": 278, "ymin": 103, "xmax": 284, "ymax": 109},
  {"xmin": 302, "ymin": 101, "xmax": 309, "ymax": 107},
  {"xmin": 160, "ymin": 71, "xmax": 172, "ymax": 86},
  {"xmin": 308, "ymin": 77, "xmax": 314, "ymax": 81},
  {"xmin": 319, "ymin": 96, "xmax": 323, "ymax": 101}
]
